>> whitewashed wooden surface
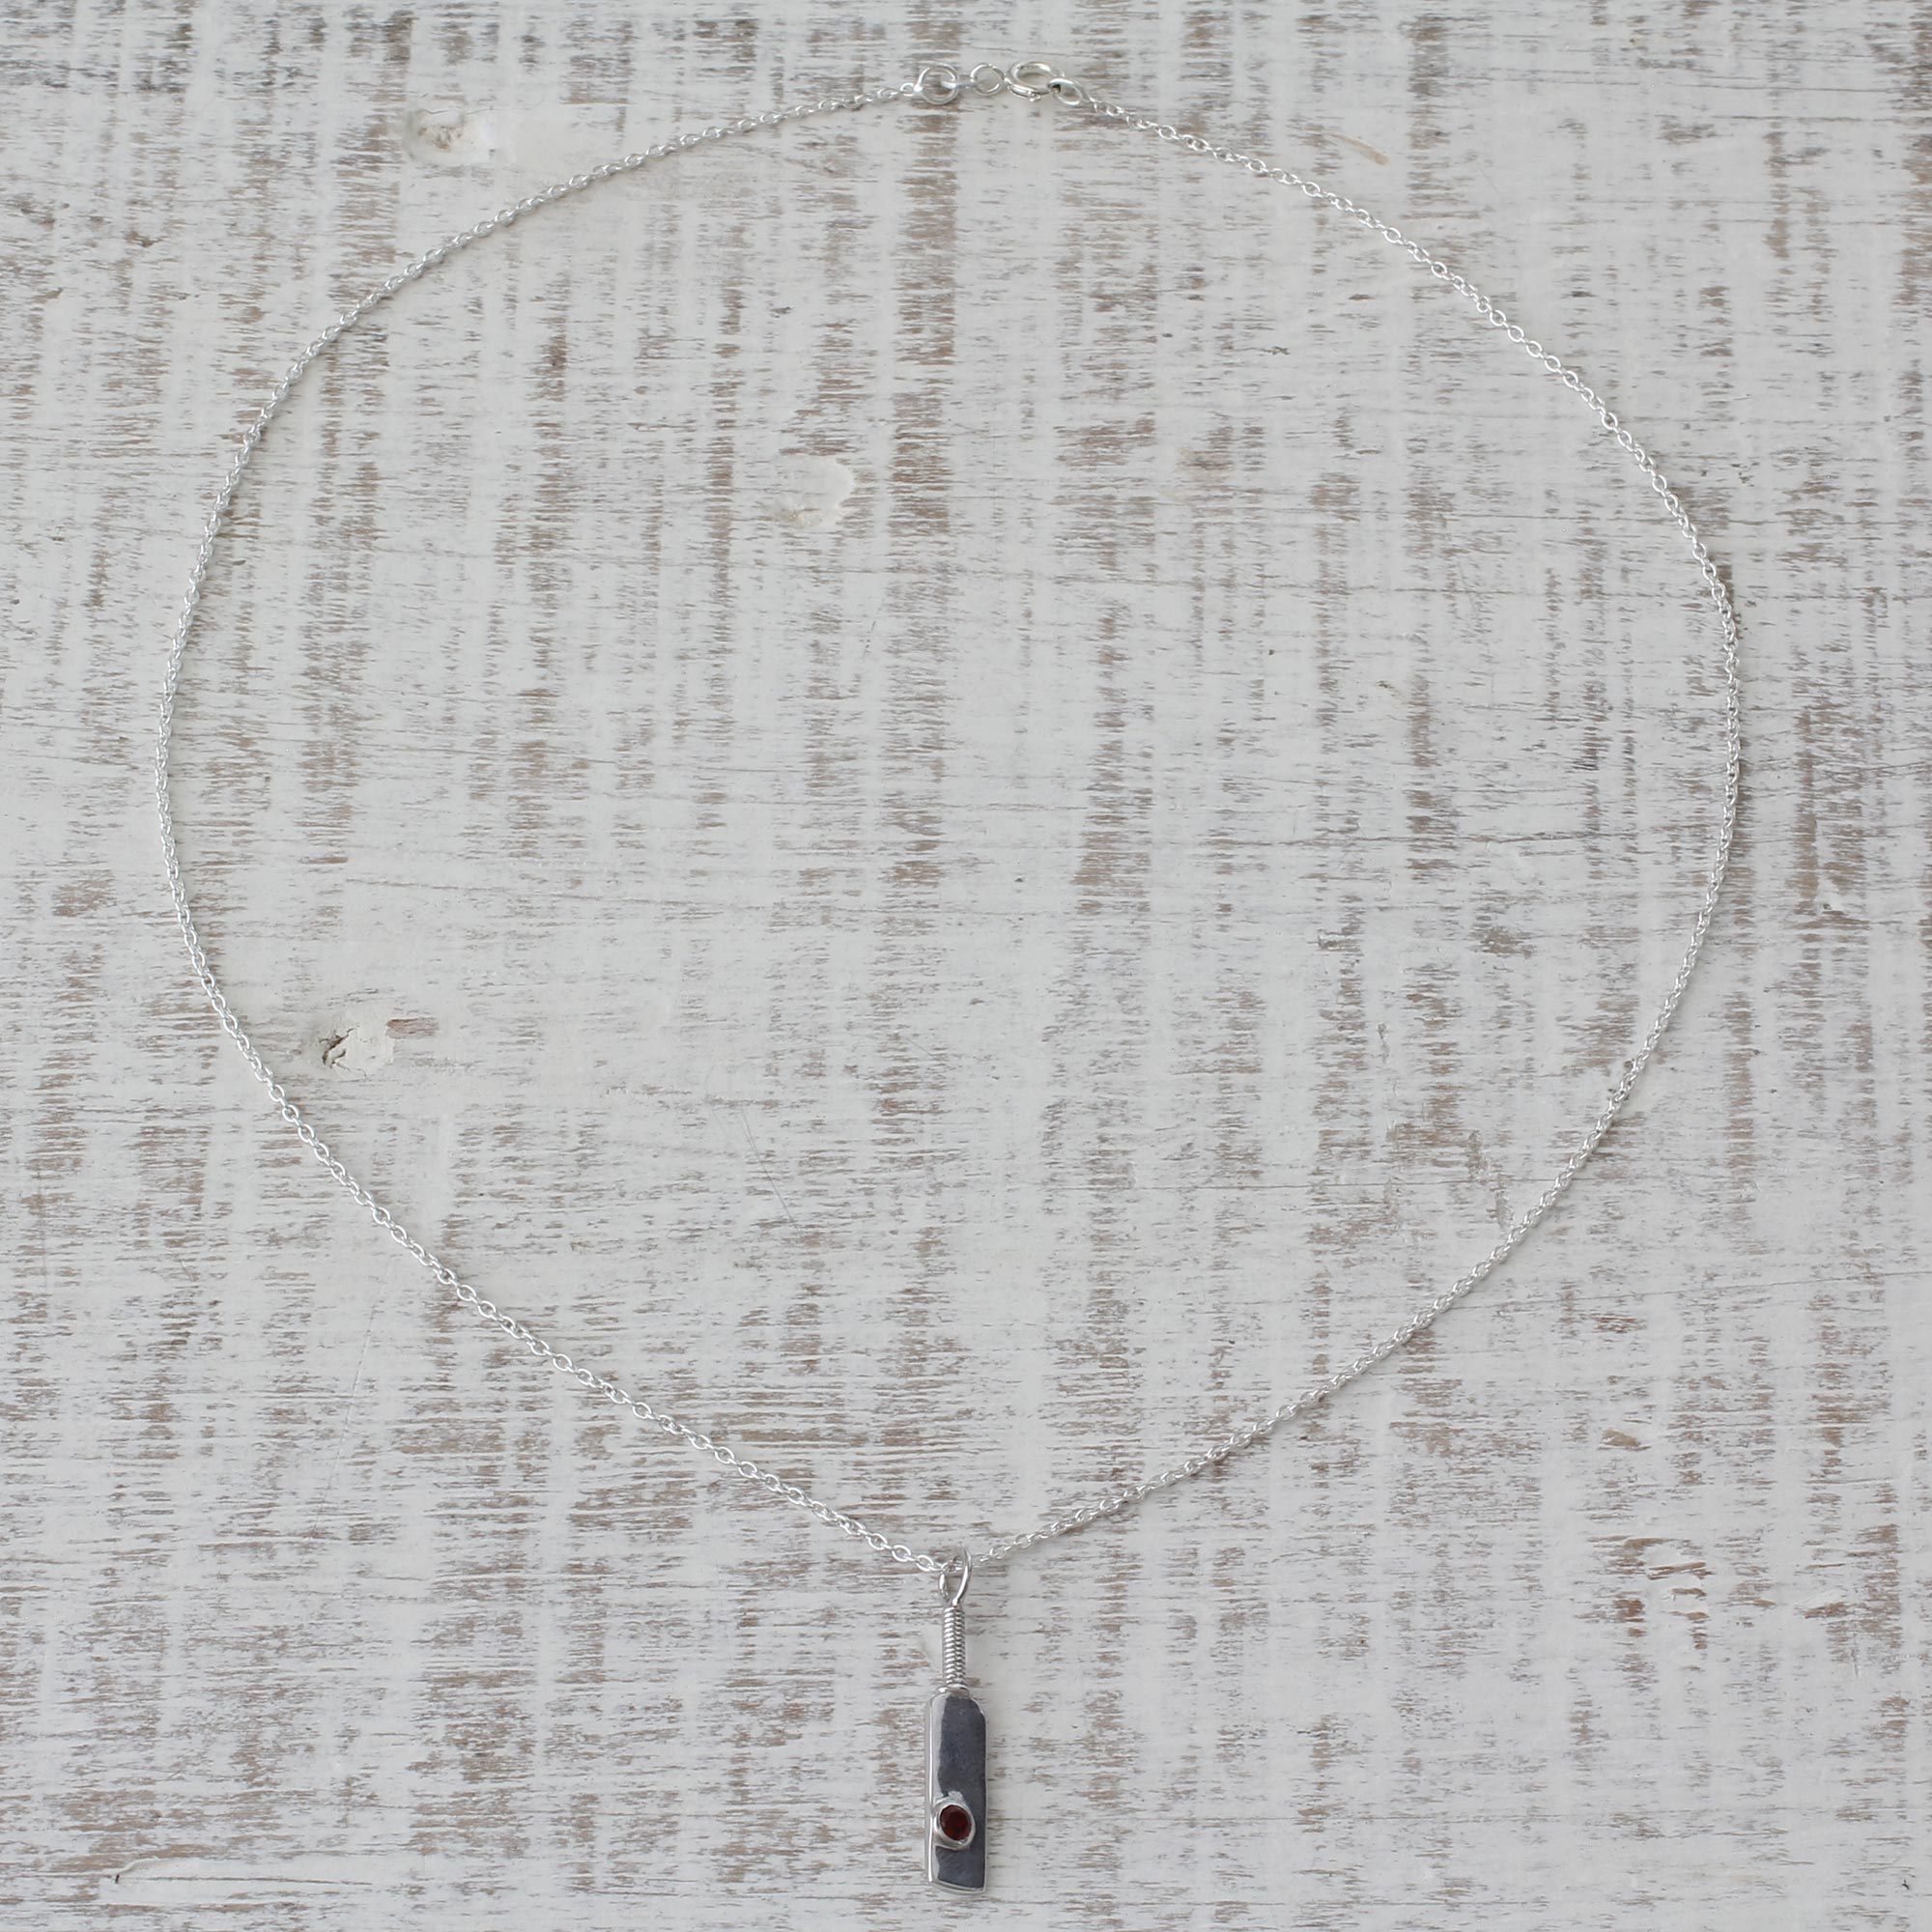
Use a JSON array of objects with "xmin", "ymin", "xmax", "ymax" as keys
[{"xmin": 4, "ymin": 4, "xmax": 1928, "ymax": 1927}]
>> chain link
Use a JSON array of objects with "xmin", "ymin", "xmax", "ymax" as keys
[{"xmin": 155, "ymin": 62, "xmax": 1741, "ymax": 1580}]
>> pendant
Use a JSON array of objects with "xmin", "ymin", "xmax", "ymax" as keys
[{"xmin": 925, "ymin": 1553, "xmax": 987, "ymax": 1892}]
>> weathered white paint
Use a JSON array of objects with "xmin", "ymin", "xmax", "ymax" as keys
[{"xmin": 4, "ymin": 5, "xmax": 1928, "ymax": 1928}]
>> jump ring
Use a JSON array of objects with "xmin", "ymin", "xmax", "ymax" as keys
[{"xmin": 914, "ymin": 64, "xmax": 960, "ymax": 105}]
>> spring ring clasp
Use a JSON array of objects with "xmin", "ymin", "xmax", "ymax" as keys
[
  {"xmin": 1004, "ymin": 60, "xmax": 1060, "ymax": 100},
  {"xmin": 915, "ymin": 61, "xmax": 1085, "ymax": 108},
  {"xmin": 1008, "ymin": 61, "xmax": 1085, "ymax": 104}
]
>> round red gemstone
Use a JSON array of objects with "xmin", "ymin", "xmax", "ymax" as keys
[{"xmin": 934, "ymin": 1802, "xmax": 974, "ymax": 1846}]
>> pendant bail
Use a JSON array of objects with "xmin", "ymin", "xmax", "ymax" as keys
[
  {"xmin": 939, "ymin": 1547, "xmax": 972, "ymax": 1690},
  {"xmin": 942, "ymin": 1546, "xmax": 973, "ymax": 1607}
]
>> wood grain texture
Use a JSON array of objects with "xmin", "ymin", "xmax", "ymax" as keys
[{"xmin": 3, "ymin": 4, "xmax": 1928, "ymax": 1927}]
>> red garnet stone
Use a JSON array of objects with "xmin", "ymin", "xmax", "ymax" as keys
[{"xmin": 934, "ymin": 1803, "xmax": 974, "ymax": 1847}]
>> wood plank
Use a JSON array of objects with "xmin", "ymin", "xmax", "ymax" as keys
[{"xmin": 2, "ymin": 6, "xmax": 1927, "ymax": 1926}]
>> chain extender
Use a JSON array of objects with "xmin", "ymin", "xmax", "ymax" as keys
[{"xmin": 155, "ymin": 59, "xmax": 1743, "ymax": 1579}]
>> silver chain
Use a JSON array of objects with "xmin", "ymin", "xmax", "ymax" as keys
[{"xmin": 155, "ymin": 59, "xmax": 1742, "ymax": 1580}]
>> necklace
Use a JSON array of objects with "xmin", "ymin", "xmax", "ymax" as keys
[{"xmin": 155, "ymin": 56, "xmax": 1742, "ymax": 1896}]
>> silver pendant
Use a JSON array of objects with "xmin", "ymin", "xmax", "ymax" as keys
[{"xmin": 925, "ymin": 1553, "xmax": 987, "ymax": 1891}]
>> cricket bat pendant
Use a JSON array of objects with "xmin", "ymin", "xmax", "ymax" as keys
[{"xmin": 924, "ymin": 1553, "xmax": 987, "ymax": 1892}]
